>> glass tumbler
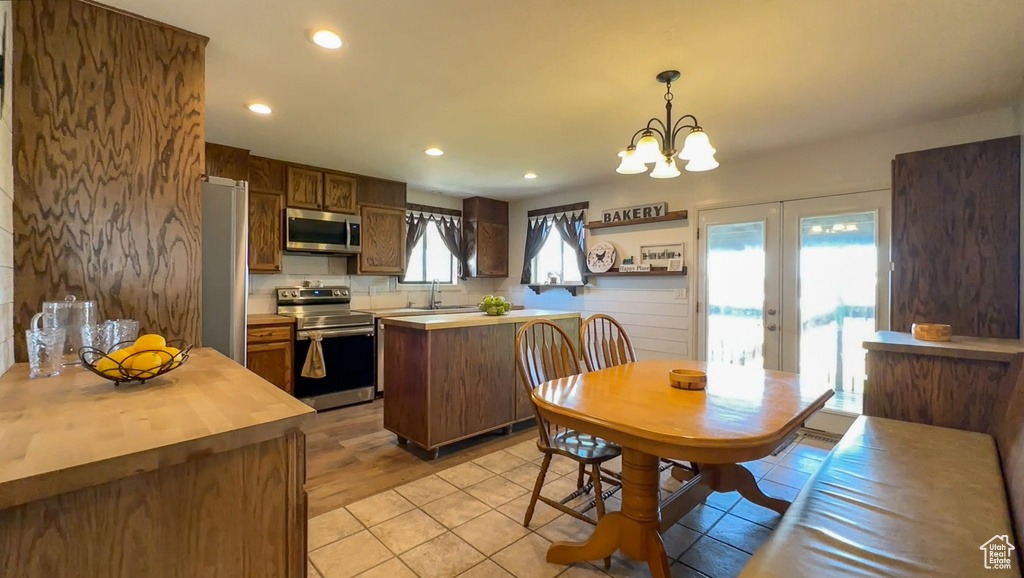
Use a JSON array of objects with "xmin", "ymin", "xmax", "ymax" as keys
[
  {"xmin": 26, "ymin": 327, "xmax": 67, "ymax": 378},
  {"xmin": 107, "ymin": 319, "xmax": 140, "ymax": 350}
]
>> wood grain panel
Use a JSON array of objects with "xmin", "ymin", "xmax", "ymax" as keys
[
  {"xmin": 463, "ymin": 196, "xmax": 509, "ymax": 225},
  {"xmin": 324, "ymin": 172, "xmax": 357, "ymax": 214},
  {"xmin": 247, "ymin": 323, "xmax": 292, "ymax": 343},
  {"xmin": 357, "ymin": 177, "xmax": 406, "ymax": 208},
  {"xmin": 249, "ymin": 155, "xmax": 287, "ymax": 193},
  {"xmin": 205, "ymin": 142, "xmax": 250, "ymax": 181},
  {"xmin": 477, "ymin": 221, "xmax": 508, "ymax": 276},
  {"xmin": 286, "ymin": 166, "xmax": 323, "ymax": 210},
  {"xmin": 249, "ymin": 190, "xmax": 283, "ymax": 273},
  {"xmin": 0, "ymin": 433, "xmax": 305, "ymax": 578},
  {"xmin": 864, "ymin": 349, "xmax": 1018, "ymax": 433},
  {"xmin": 429, "ymin": 324, "xmax": 516, "ymax": 445},
  {"xmin": 891, "ymin": 136, "xmax": 1021, "ymax": 338},
  {"xmin": 359, "ymin": 205, "xmax": 406, "ymax": 273},
  {"xmin": 12, "ymin": 0, "xmax": 206, "ymax": 360},
  {"xmin": 382, "ymin": 325, "xmax": 430, "ymax": 446}
]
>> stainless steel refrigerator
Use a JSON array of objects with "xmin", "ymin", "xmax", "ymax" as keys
[{"xmin": 201, "ymin": 176, "xmax": 249, "ymax": 364}]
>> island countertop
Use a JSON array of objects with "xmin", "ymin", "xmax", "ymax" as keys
[
  {"xmin": 864, "ymin": 330, "xmax": 1024, "ymax": 362},
  {"xmin": 0, "ymin": 347, "xmax": 315, "ymax": 510},
  {"xmin": 380, "ymin": 309, "xmax": 580, "ymax": 330}
]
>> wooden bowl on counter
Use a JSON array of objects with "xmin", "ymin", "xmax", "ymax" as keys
[
  {"xmin": 912, "ymin": 323, "xmax": 952, "ymax": 342},
  {"xmin": 669, "ymin": 369, "xmax": 707, "ymax": 391}
]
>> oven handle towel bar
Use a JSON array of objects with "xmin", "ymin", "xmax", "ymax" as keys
[
  {"xmin": 300, "ymin": 330, "xmax": 327, "ymax": 379},
  {"xmin": 296, "ymin": 326, "xmax": 374, "ymax": 340}
]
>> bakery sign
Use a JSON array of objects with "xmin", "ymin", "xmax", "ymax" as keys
[{"xmin": 602, "ymin": 202, "xmax": 668, "ymax": 224}]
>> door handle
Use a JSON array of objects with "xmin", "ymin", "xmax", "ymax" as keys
[{"xmin": 766, "ymin": 323, "xmax": 778, "ymax": 332}]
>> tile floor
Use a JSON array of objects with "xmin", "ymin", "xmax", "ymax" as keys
[{"xmin": 307, "ymin": 433, "xmax": 838, "ymax": 578}]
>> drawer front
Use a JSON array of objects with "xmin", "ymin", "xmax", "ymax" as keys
[{"xmin": 247, "ymin": 324, "xmax": 293, "ymax": 343}]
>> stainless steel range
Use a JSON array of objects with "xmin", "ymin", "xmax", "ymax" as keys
[{"xmin": 276, "ymin": 286, "xmax": 375, "ymax": 410}]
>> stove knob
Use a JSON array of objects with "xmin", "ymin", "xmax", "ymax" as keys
[
  {"xmin": 291, "ymin": 290, "xmax": 299, "ymax": 297},
  {"xmin": 333, "ymin": 289, "xmax": 341, "ymax": 296},
  {"xmin": 343, "ymin": 290, "xmax": 349, "ymax": 297}
]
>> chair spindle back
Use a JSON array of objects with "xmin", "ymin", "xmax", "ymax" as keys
[
  {"xmin": 515, "ymin": 320, "xmax": 582, "ymax": 447},
  {"xmin": 580, "ymin": 314, "xmax": 636, "ymax": 372}
]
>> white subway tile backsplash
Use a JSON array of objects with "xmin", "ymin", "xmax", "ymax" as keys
[
  {"xmin": 0, "ymin": 191, "xmax": 12, "ymax": 235},
  {"xmin": 0, "ymin": 265, "xmax": 11, "ymax": 304}
]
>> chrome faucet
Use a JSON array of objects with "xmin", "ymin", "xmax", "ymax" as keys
[{"xmin": 429, "ymin": 279, "xmax": 442, "ymax": 309}]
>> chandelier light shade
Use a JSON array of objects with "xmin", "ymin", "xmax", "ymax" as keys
[
  {"xmin": 615, "ymin": 147, "xmax": 648, "ymax": 174},
  {"xmin": 650, "ymin": 157, "xmax": 681, "ymax": 179},
  {"xmin": 616, "ymin": 70, "xmax": 718, "ymax": 178}
]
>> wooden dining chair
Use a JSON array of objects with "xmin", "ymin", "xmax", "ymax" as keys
[
  {"xmin": 580, "ymin": 314, "xmax": 700, "ymax": 483},
  {"xmin": 515, "ymin": 319, "xmax": 621, "ymax": 528},
  {"xmin": 580, "ymin": 314, "xmax": 637, "ymax": 372}
]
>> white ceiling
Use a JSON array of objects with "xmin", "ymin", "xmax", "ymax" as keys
[{"xmin": 107, "ymin": 0, "xmax": 1024, "ymax": 199}]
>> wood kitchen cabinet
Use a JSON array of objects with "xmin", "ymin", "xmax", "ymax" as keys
[
  {"xmin": 286, "ymin": 166, "xmax": 324, "ymax": 210},
  {"xmin": 356, "ymin": 205, "xmax": 407, "ymax": 274},
  {"xmin": 248, "ymin": 191, "xmax": 284, "ymax": 273},
  {"xmin": 324, "ymin": 172, "xmax": 358, "ymax": 213},
  {"xmin": 246, "ymin": 319, "xmax": 295, "ymax": 394},
  {"xmin": 464, "ymin": 196, "xmax": 509, "ymax": 278}
]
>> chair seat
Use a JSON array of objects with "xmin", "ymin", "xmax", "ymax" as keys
[{"xmin": 546, "ymin": 429, "xmax": 621, "ymax": 462}]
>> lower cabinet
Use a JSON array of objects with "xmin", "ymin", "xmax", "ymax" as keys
[{"xmin": 247, "ymin": 322, "xmax": 295, "ymax": 394}]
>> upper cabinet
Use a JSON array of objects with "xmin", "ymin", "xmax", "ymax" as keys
[
  {"xmin": 249, "ymin": 156, "xmax": 287, "ymax": 193},
  {"xmin": 286, "ymin": 166, "xmax": 324, "ymax": 210},
  {"xmin": 205, "ymin": 142, "xmax": 250, "ymax": 181},
  {"xmin": 357, "ymin": 205, "xmax": 406, "ymax": 274},
  {"xmin": 324, "ymin": 173, "xmax": 358, "ymax": 214},
  {"xmin": 249, "ymin": 191, "xmax": 284, "ymax": 273},
  {"xmin": 463, "ymin": 196, "xmax": 509, "ymax": 278}
]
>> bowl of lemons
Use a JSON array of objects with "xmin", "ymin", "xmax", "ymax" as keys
[
  {"xmin": 80, "ymin": 333, "xmax": 191, "ymax": 384},
  {"xmin": 478, "ymin": 295, "xmax": 513, "ymax": 316}
]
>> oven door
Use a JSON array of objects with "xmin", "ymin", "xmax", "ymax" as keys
[
  {"xmin": 294, "ymin": 326, "xmax": 375, "ymax": 409},
  {"xmin": 286, "ymin": 208, "xmax": 351, "ymax": 253}
]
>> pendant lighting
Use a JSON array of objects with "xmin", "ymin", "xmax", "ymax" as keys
[{"xmin": 616, "ymin": 70, "xmax": 718, "ymax": 178}]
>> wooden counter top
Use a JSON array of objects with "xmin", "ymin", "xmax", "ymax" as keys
[
  {"xmin": 0, "ymin": 348, "xmax": 314, "ymax": 510},
  {"xmin": 360, "ymin": 305, "xmax": 525, "ymax": 318},
  {"xmin": 381, "ymin": 309, "xmax": 580, "ymax": 330},
  {"xmin": 247, "ymin": 313, "xmax": 295, "ymax": 326},
  {"xmin": 864, "ymin": 330, "xmax": 1024, "ymax": 362}
]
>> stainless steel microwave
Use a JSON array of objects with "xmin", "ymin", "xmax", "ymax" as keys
[{"xmin": 285, "ymin": 208, "xmax": 362, "ymax": 254}]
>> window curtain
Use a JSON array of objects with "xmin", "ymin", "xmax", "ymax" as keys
[
  {"xmin": 405, "ymin": 213, "xmax": 428, "ymax": 266},
  {"xmin": 519, "ymin": 218, "xmax": 552, "ymax": 284},
  {"xmin": 434, "ymin": 217, "xmax": 468, "ymax": 279},
  {"xmin": 552, "ymin": 213, "xmax": 587, "ymax": 278}
]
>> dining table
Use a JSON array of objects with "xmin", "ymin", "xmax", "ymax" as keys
[{"xmin": 531, "ymin": 358, "xmax": 834, "ymax": 578}]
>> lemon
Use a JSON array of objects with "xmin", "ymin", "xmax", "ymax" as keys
[
  {"xmin": 134, "ymin": 334, "xmax": 167, "ymax": 351},
  {"xmin": 162, "ymin": 346, "xmax": 183, "ymax": 369},
  {"xmin": 128, "ymin": 351, "xmax": 163, "ymax": 379},
  {"xmin": 96, "ymin": 348, "xmax": 134, "ymax": 377}
]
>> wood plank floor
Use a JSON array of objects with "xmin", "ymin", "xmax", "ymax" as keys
[{"xmin": 305, "ymin": 399, "xmax": 537, "ymax": 517}]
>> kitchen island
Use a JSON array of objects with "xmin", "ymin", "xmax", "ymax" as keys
[
  {"xmin": 0, "ymin": 348, "xmax": 315, "ymax": 577},
  {"xmin": 381, "ymin": 309, "xmax": 580, "ymax": 458}
]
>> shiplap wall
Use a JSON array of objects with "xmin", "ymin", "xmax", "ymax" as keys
[{"xmin": 506, "ymin": 285, "xmax": 689, "ymax": 360}]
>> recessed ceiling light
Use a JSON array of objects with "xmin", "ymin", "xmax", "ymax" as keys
[
  {"xmin": 524, "ymin": 173, "xmax": 538, "ymax": 180},
  {"xmin": 424, "ymin": 148, "xmax": 444, "ymax": 157},
  {"xmin": 311, "ymin": 30, "xmax": 343, "ymax": 50},
  {"xmin": 247, "ymin": 103, "xmax": 272, "ymax": 115}
]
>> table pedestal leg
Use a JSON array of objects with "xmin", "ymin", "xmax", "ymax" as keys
[
  {"xmin": 546, "ymin": 448, "xmax": 672, "ymax": 578},
  {"xmin": 702, "ymin": 463, "xmax": 791, "ymax": 515}
]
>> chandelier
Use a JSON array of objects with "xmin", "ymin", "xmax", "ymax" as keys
[{"xmin": 616, "ymin": 70, "xmax": 719, "ymax": 178}]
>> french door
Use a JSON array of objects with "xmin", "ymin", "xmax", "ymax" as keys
[{"xmin": 697, "ymin": 191, "xmax": 891, "ymax": 417}]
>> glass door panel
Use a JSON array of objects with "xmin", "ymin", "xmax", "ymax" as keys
[
  {"xmin": 699, "ymin": 204, "xmax": 781, "ymax": 369},
  {"xmin": 781, "ymin": 191, "xmax": 891, "ymax": 415}
]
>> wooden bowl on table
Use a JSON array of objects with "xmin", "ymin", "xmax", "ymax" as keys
[
  {"xmin": 912, "ymin": 323, "xmax": 952, "ymax": 342},
  {"xmin": 669, "ymin": 368, "xmax": 707, "ymax": 391}
]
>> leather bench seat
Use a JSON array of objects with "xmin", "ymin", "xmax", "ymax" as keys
[{"xmin": 741, "ymin": 415, "xmax": 1020, "ymax": 577}]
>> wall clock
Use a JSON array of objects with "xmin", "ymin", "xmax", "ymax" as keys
[{"xmin": 587, "ymin": 241, "xmax": 616, "ymax": 273}]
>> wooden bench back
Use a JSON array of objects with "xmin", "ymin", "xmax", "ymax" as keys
[{"xmin": 992, "ymin": 355, "xmax": 1024, "ymax": 545}]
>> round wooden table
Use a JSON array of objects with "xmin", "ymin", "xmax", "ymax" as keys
[{"xmin": 531, "ymin": 359, "xmax": 834, "ymax": 578}]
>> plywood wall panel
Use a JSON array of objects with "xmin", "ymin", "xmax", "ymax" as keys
[
  {"xmin": 891, "ymin": 136, "xmax": 1021, "ymax": 338},
  {"xmin": 12, "ymin": 0, "xmax": 206, "ymax": 359}
]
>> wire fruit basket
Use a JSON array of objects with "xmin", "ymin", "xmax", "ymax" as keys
[{"xmin": 79, "ymin": 340, "xmax": 193, "ymax": 385}]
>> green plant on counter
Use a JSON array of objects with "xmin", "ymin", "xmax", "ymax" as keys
[{"xmin": 479, "ymin": 295, "xmax": 513, "ymax": 316}]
